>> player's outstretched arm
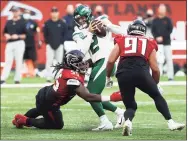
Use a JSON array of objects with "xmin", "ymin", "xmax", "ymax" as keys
[
  {"xmin": 106, "ymin": 43, "xmax": 120, "ymax": 78},
  {"xmin": 149, "ymin": 49, "xmax": 160, "ymax": 84},
  {"xmin": 101, "ymin": 18, "xmax": 125, "ymax": 35},
  {"xmin": 76, "ymin": 84, "xmax": 120, "ymax": 102}
]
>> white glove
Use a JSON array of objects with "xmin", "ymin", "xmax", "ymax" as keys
[
  {"xmin": 106, "ymin": 77, "xmax": 113, "ymax": 88},
  {"xmin": 158, "ymin": 84, "xmax": 164, "ymax": 94}
]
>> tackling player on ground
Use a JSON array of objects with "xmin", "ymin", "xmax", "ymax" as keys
[
  {"xmin": 73, "ymin": 5, "xmax": 126, "ymax": 131},
  {"xmin": 12, "ymin": 50, "xmax": 120, "ymax": 129},
  {"xmin": 106, "ymin": 19, "xmax": 185, "ymax": 136}
]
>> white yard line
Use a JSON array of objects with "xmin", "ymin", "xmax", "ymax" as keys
[{"xmin": 1, "ymin": 81, "xmax": 186, "ymax": 88}]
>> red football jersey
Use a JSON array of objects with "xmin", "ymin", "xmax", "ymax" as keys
[
  {"xmin": 52, "ymin": 69, "xmax": 85, "ymax": 106},
  {"xmin": 114, "ymin": 35, "xmax": 158, "ymax": 61}
]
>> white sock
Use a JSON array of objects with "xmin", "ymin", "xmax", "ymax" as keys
[
  {"xmin": 114, "ymin": 107, "xmax": 124, "ymax": 115},
  {"xmin": 167, "ymin": 119, "xmax": 174, "ymax": 124},
  {"xmin": 100, "ymin": 115, "xmax": 109, "ymax": 123}
]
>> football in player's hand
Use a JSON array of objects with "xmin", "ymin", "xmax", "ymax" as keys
[{"xmin": 91, "ymin": 20, "xmax": 107, "ymax": 38}]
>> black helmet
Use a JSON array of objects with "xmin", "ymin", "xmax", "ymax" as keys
[
  {"xmin": 127, "ymin": 19, "xmax": 146, "ymax": 36},
  {"xmin": 64, "ymin": 50, "xmax": 89, "ymax": 74}
]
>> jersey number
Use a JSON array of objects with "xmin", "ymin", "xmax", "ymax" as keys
[
  {"xmin": 53, "ymin": 73, "xmax": 62, "ymax": 91},
  {"xmin": 124, "ymin": 38, "xmax": 147, "ymax": 55},
  {"xmin": 90, "ymin": 35, "xmax": 99, "ymax": 55}
]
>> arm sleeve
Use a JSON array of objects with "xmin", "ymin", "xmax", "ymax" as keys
[
  {"xmin": 106, "ymin": 23, "xmax": 125, "ymax": 35},
  {"xmin": 43, "ymin": 22, "xmax": 48, "ymax": 44},
  {"xmin": 73, "ymin": 32, "xmax": 93, "ymax": 55},
  {"xmin": 62, "ymin": 22, "xmax": 68, "ymax": 44},
  {"xmin": 34, "ymin": 21, "xmax": 38, "ymax": 31},
  {"xmin": 151, "ymin": 19, "xmax": 159, "ymax": 38},
  {"xmin": 22, "ymin": 22, "xmax": 27, "ymax": 34},
  {"xmin": 3, "ymin": 22, "xmax": 8, "ymax": 34},
  {"xmin": 167, "ymin": 18, "xmax": 173, "ymax": 35},
  {"xmin": 102, "ymin": 18, "xmax": 125, "ymax": 35}
]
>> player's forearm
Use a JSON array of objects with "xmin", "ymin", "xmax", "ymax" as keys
[
  {"xmin": 86, "ymin": 59, "xmax": 93, "ymax": 68},
  {"xmin": 36, "ymin": 28, "xmax": 41, "ymax": 41},
  {"xmin": 19, "ymin": 34, "xmax": 26, "ymax": 39},
  {"xmin": 83, "ymin": 94, "xmax": 106, "ymax": 102},
  {"xmin": 4, "ymin": 34, "xmax": 11, "ymax": 40},
  {"xmin": 106, "ymin": 24, "xmax": 125, "ymax": 35},
  {"xmin": 84, "ymin": 94, "xmax": 119, "ymax": 102},
  {"xmin": 106, "ymin": 62, "xmax": 114, "ymax": 78}
]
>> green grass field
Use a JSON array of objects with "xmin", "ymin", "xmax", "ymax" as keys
[{"xmin": 1, "ymin": 76, "xmax": 187, "ymax": 140}]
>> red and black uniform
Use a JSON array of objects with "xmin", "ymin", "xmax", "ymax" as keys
[
  {"xmin": 114, "ymin": 35, "xmax": 171, "ymax": 121},
  {"xmin": 25, "ymin": 69, "xmax": 84, "ymax": 129},
  {"xmin": 115, "ymin": 35, "xmax": 158, "ymax": 75}
]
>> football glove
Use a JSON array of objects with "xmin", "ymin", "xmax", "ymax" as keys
[{"xmin": 106, "ymin": 77, "xmax": 113, "ymax": 88}]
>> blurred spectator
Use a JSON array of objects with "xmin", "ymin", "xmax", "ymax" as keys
[
  {"xmin": 43, "ymin": 7, "xmax": 68, "ymax": 82},
  {"xmin": 143, "ymin": 9, "xmax": 154, "ymax": 38},
  {"xmin": 75, "ymin": 3, "xmax": 82, "ymax": 8},
  {"xmin": 1, "ymin": 7, "xmax": 26, "ymax": 84},
  {"xmin": 62, "ymin": 5, "xmax": 75, "ymax": 41},
  {"xmin": 22, "ymin": 10, "xmax": 42, "ymax": 77},
  {"xmin": 136, "ymin": 12, "xmax": 143, "ymax": 20},
  {"xmin": 152, "ymin": 4, "xmax": 174, "ymax": 80},
  {"xmin": 94, "ymin": 5, "xmax": 104, "ymax": 18}
]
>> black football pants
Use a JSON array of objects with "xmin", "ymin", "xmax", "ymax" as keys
[
  {"xmin": 116, "ymin": 67, "xmax": 172, "ymax": 121},
  {"xmin": 24, "ymin": 87, "xmax": 64, "ymax": 129}
]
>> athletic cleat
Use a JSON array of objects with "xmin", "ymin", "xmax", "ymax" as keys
[
  {"xmin": 12, "ymin": 119, "xmax": 23, "ymax": 128},
  {"xmin": 14, "ymin": 81, "xmax": 20, "ymax": 84},
  {"xmin": 122, "ymin": 119, "xmax": 132, "ymax": 136},
  {"xmin": 0, "ymin": 81, "xmax": 6, "ymax": 84},
  {"xmin": 115, "ymin": 112, "xmax": 125, "ymax": 129},
  {"xmin": 92, "ymin": 121, "xmax": 113, "ymax": 131},
  {"xmin": 15, "ymin": 114, "xmax": 28, "ymax": 126},
  {"xmin": 168, "ymin": 120, "xmax": 185, "ymax": 131}
]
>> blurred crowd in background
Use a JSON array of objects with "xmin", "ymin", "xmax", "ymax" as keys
[{"xmin": 0, "ymin": 3, "xmax": 186, "ymax": 84}]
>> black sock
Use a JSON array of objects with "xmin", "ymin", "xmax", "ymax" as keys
[
  {"xmin": 124, "ymin": 109, "xmax": 136, "ymax": 121},
  {"xmin": 153, "ymin": 95, "xmax": 172, "ymax": 120},
  {"xmin": 25, "ymin": 108, "xmax": 40, "ymax": 118}
]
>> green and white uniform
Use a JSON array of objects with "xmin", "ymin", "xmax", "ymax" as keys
[{"xmin": 73, "ymin": 15, "xmax": 117, "ymax": 117}]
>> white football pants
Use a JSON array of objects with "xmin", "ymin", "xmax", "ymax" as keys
[
  {"xmin": 45, "ymin": 44, "xmax": 64, "ymax": 81},
  {"xmin": 156, "ymin": 44, "xmax": 174, "ymax": 79},
  {"xmin": 1, "ymin": 40, "xmax": 25, "ymax": 82}
]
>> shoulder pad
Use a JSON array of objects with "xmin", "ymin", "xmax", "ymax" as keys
[
  {"xmin": 67, "ymin": 79, "xmax": 80, "ymax": 86},
  {"xmin": 114, "ymin": 35, "xmax": 124, "ymax": 45},
  {"xmin": 72, "ymin": 31, "xmax": 87, "ymax": 41}
]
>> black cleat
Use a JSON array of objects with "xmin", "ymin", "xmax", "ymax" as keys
[
  {"xmin": 46, "ymin": 80, "xmax": 51, "ymax": 83},
  {"xmin": 168, "ymin": 78, "xmax": 174, "ymax": 81},
  {"xmin": 0, "ymin": 80, "xmax": 5, "ymax": 84},
  {"xmin": 14, "ymin": 81, "xmax": 20, "ymax": 84}
]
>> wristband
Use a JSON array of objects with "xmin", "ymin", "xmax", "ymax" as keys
[{"xmin": 101, "ymin": 96, "xmax": 110, "ymax": 102}]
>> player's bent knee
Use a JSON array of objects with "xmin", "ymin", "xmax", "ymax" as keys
[{"xmin": 54, "ymin": 123, "xmax": 64, "ymax": 129}]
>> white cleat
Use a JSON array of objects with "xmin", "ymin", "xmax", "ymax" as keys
[
  {"xmin": 122, "ymin": 119, "xmax": 132, "ymax": 136},
  {"xmin": 92, "ymin": 121, "xmax": 113, "ymax": 131},
  {"xmin": 115, "ymin": 113, "xmax": 125, "ymax": 129},
  {"xmin": 168, "ymin": 120, "xmax": 185, "ymax": 131}
]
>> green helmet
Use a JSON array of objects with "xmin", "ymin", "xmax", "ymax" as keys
[{"xmin": 74, "ymin": 5, "xmax": 93, "ymax": 29}]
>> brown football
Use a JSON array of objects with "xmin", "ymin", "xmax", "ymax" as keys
[{"xmin": 91, "ymin": 20, "xmax": 107, "ymax": 38}]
